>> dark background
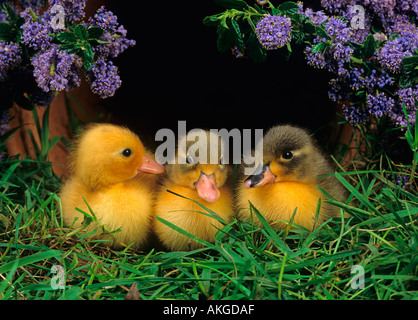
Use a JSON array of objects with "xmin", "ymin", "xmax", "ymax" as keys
[{"xmin": 102, "ymin": 0, "xmax": 337, "ymax": 148}]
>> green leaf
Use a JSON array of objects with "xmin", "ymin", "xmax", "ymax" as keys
[
  {"xmin": 311, "ymin": 42, "xmax": 328, "ymax": 54},
  {"xmin": 203, "ymin": 15, "xmax": 221, "ymax": 27},
  {"xmin": 59, "ymin": 43, "xmax": 82, "ymax": 55},
  {"xmin": 81, "ymin": 44, "xmax": 94, "ymax": 71},
  {"xmin": 399, "ymin": 71, "xmax": 417, "ymax": 89},
  {"xmin": 216, "ymin": 24, "xmax": 234, "ymax": 53},
  {"xmin": 316, "ymin": 26, "xmax": 329, "ymax": 40},
  {"xmin": 56, "ymin": 31, "xmax": 77, "ymax": 44},
  {"xmin": 87, "ymin": 26, "xmax": 104, "ymax": 40},
  {"xmin": 362, "ymin": 34, "xmax": 378, "ymax": 59},
  {"xmin": 230, "ymin": 19, "xmax": 244, "ymax": 52},
  {"xmin": 74, "ymin": 24, "xmax": 88, "ymax": 40},
  {"xmin": 214, "ymin": 0, "xmax": 248, "ymax": 10},
  {"xmin": 0, "ymin": 22, "xmax": 13, "ymax": 41},
  {"xmin": 0, "ymin": 250, "xmax": 62, "ymax": 275},
  {"xmin": 1, "ymin": 2, "xmax": 18, "ymax": 23},
  {"xmin": 277, "ymin": 1, "xmax": 300, "ymax": 14},
  {"xmin": 248, "ymin": 32, "xmax": 266, "ymax": 63}
]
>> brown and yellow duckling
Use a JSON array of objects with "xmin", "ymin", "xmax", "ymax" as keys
[{"xmin": 236, "ymin": 124, "xmax": 348, "ymax": 230}]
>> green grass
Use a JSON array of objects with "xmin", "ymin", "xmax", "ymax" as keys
[{"xmin": 0, "ymin": 109, "xmax": 417, "ymax": 300}]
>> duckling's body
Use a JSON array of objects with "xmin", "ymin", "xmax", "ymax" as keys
[
  {"xmin": 60, "ymin": 124, "xmax": 165, "ymax": 249},
  {"xmin": 237, "ymin": 125, "xmax": 347, "ymax": 230},
  {"xmin": 154, "ymin": 131, "xmax": 234, "ymax": 251}
]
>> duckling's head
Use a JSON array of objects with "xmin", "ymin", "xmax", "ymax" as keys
[
  {"xmin": 244, "ymin": 125, "xmax": 326, "ymax": 188},
  {"xmin": 71, "ymin": 124, "xmax": 165, "ymax": 189},
  {"xmin": 165, "ymin": 130, "xmax": 230, "ymax": 203}
]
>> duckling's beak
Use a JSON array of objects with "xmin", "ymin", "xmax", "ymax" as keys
[
  {"xmin": 137, "ymin": 155, "xmax": 165, "ymax": 174},
  {"xmin": 244, "ymin": 164, "xmax": 276, "ymax": 188},
  {"xmin": 195, "ymin": 172, "xmax": 220, "ymax": 203}
]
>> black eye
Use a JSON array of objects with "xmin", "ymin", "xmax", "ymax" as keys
[
  {"xmin": 282, "ymin": 151, "xmax": 293, "ymax": 160},
  {"xmin": 186, "ymin": 154, "xmax": 195, "ymax": 165},
  {"xmin": 122, "ymin": 148, "xmax": 132, "ymax": 157},
  {"xmin": 219, "ymin": 157, "xmax": 225, "ymax": 166}
]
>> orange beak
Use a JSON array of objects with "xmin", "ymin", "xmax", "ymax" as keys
[
  {"xmin": 195, "ymin": 172, "xmax": 220, "ymax": 203},
  {"xmin": 137, "ymin": 155, "xmax": 165, "ymax": 174},
  {"xmin": 244, "ymin": 164, "xmax": 276, "ymax": 188}
]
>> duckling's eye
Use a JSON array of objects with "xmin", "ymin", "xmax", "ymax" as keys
[
  {"xmin": 282, "ymin": 151, "xmax": 293, "ymax": 160},
  {"xmin": 122, "ymin": 148, "xmax": 132, "ymax": 157},
  {"xmin": 186, "ymin": 155, "xmax": 195, "ymax": 165}
]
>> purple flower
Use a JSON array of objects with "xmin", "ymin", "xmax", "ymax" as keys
[
  {"xmin": 304, "ymin": 45, "xmax": 327, "ymax": 69},
  {"xmin": 94, "ymin": 25, "xmax": 136, "ymax": 59},
  {"xmin": 32, "ymin": 44, "xmax": 80, "ymax": 92},
  {"xmin": 21, "ymin": 0, "xmax": 45, "ymax": 11},
  {"xmin": 396, "ymin": 86, "xmax": 418, "ymax": 111},
  {"xmin": 329, "ymin": 77, "xmax": 351, "ymax": 103},
  {"xmin": 394, "ymin": 175, "xmax": 409, "ymax": 189},
  {"xmin": 377, "ymin": 33, "xmax": 418, "ymax": 73},
  {"xmin": 89, "ymin": 7, "xmax": 135, "ymax": 59},
  {"xmin": 332, "ymin": 42, "xmax": 354, "ymax": 74},
  {"xmin": 366, "ymin": 92, "xmax": 394, "ymax": 118},
  {"xmin": 389, "ymin": 102, "xmax": 416, "ymax": 128},
  {"xmin": 89, "ymin": 6, "xmax": 119, "ymax": 32},
  {"xmin": 303, "ymin": 8, "xmax": 329, "ymax": 26},
  {"xmin": 256, "ymin": 15, "xmax": 292, "ymax": 50},
  {"xmin": 0, "ymin": 42, "xmax": 22, "ymax": 81},
  {"xmin": 87, "ymin": 59, "xmax": 121, "ymax": 99},
  {"xmin": 0, "ymin": 110, "xmax": 10, "ymax": 136},
  {"xmin": 30, "ymin": 87, "xmax": 55, "ymax": 106},
  {"xmin": 363, "ymin": 69, "xmax": 394, "ymax": 90},
  {"xmin": 325, "ymin": 17, "xmax": 351, "ymax": 43},
  {"xmin": 385, "ymin": 14, "xmax": 417, "ymax": 36},
  {"xmin": 321, "ymin": 0, "xmax": 351, "ymax": 14},
  {"xmin": 343, "ymin": 104, "xmax": 370, "ymax": 125},
  {"xmin": 21, "ymin": 8, "xmax": 53, "ymax": 51},
  {"xmin": 48, "ymin": 0, "xmax": 86, "ymax": 22},
  {"xmin": 363, "ymin": 0, "xmax": 396, "ymax": 19}
]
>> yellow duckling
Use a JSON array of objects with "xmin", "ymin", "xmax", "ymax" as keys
[
  {"xmin": 60, "ymin": 123, "xmax": 165, "ymax": 249},
  {"xmin": 236, "ymin": 124, "xmax": 347, "ymax": 230},
  {"xmin": 153, "ymin": 130, "xmax": 234, "ymax": 251}
]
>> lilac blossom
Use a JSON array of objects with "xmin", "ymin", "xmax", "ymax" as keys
[
  {"xmin": 89, "ymin": 6, "xmax": 136, "ymax": 59},
  {"xmin": 377, "ymin": 33, "xmax": 418, "ymax": 73},
  {"xmin": 256, "ymin": 15, "xmax": 292, "ymax": 50},
  {"xmin": 87, "ymin": 59, "xmax": 121, "ymax": 99},
  {"xmin": 366, "ymin": 92, "xmax": 395, "ymax": 118},
  {"xmin": 0, "ymin": 42, "xmax": 22, "ymax": 81},
  {"xmin": 21, "ymin": 8, "xmax": 53, "ymax": 51},
  {"xmin": 32, "ymin": 44, "xmax": 80, "ymax": 92},
  {"xmin": 48, "ymin": 0, "xmax": 86, "ymax": 22}
]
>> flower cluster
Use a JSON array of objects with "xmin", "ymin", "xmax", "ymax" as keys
[
  {"xmin": 255, "ymin": 15, "xmax": 292, "ymax": 50},
  {"xmin": 299, "ymin": 0, "xmax": 418, "ymax": 128},
  {"xmin": 89, "ymin": 6, "xmax": 136, "ymax": 59},
  {"xmin": 87, "ymin": 59, "xmax": 121, "ymax": 99},
  {"xmin": 32, "ymin": 44, "xmax": 81, "ymax": 92},
  {"xmin": 0, "ymin": 0, "xmax": 135, "ymax": 116},
  {"xmin": 303, "ymin": 17, "xmax": 354, "ymax": 76},
  {"xmin": 0, "ymin": 42, "xmax": 21, "ymax": 81}
]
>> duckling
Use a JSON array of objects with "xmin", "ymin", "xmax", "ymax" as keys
[
  {"xmin": 153, "ymin": 130, "xmax": 234, "ymax": 251},
  {"xmin": 60, "ymin": 123, "xmax": 165, "ymax": 249},
  {"xmin": 236, "ymin": 124, "xmax": 348, "ymax": 230}
]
